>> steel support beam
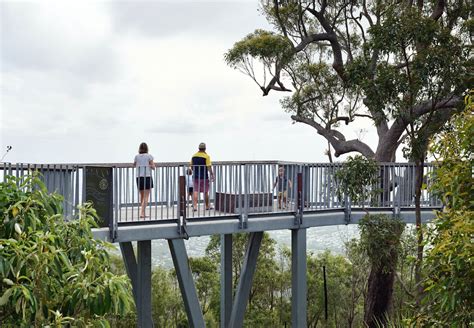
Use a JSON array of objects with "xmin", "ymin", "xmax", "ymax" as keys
[
  {"xmin": 137, "ymin": 240, "xmax": 153, "ymax": 328},
  {"xmin": 168, "ymin": 239, "xmax": 205, "ymax": 328},
  {"xmin": 228, "ymin": 232, "xmax": 263, "ymax": 328},
  {"xmin": 119, "ymin": 242, "xmax": 138, "ymax": 304},
  {"xmin": 291, "ymin": 228, "xmax": 307, "ymax": 328},
  {"xmin": 93, "ymin": 209, "xmax": 438, "ymax": 242},
  {"xmin": 220, "ymin": 234, "xmax": 233, "ymax": 328}
]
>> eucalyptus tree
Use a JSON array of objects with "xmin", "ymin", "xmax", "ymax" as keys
[
  {"xmin": 225, "ymin": 0, "xmax": 470, "ymax": 162},
  {"xmin": 226, "ymin": 1, "xmax": 470, "ymax": 325}
]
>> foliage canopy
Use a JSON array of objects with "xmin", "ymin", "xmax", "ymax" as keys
[
  {"xmin": 0, "ymin": 175, "xmax": 133, "ymax": 327},
  {"xmin": 418, "ymin": 96, "xmax": 473, "ymax": 326},
  {"xmin": 226, "ymin": 1, "xmax": 471, "ymax": 161}
]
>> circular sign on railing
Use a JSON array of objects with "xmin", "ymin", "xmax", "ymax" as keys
[{"xmin": 99, "ymin": 178, "xmax": 109, "ymax": 191}]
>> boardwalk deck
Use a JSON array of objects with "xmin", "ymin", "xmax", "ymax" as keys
[{"xmin": 2, "ymin": 161, "xmax": 442, "ymax": 328}]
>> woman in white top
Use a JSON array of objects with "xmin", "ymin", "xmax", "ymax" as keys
[{"xmin": 134, "ymin": 142, "xmax": 155, "ymax": 218}]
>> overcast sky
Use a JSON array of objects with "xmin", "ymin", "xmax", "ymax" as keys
[{"xmin": 0, "ymin": 0, "xmax": 378, "ymax": 164}]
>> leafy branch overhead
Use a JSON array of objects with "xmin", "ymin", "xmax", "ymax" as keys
[
  {"xmin": 226, "ymin": 0, "xmax": 471, "ymax": 161},
  {"xmin": 225, "ymin": 29, "xmax": 294, "ymax": 94}
]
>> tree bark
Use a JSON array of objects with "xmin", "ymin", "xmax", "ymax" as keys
[
  {"xmin": 291, "ymin": 114, "xmax": 376, "ymax": 159},
  {"xmin": 414, "ymin": 157, "xmax": 425, "ymax": 305},
  {"xmin": 364, "ymin": 265, "xmax": 396, "ymax": 327}
]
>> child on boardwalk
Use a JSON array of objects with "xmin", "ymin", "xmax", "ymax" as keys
[
  {"xmin": 186, "ymin": 168, "xmax": 194, "ymax": 205},
  {"xmin": 273, "ymin": 166, "xmax": 292, "ymax": 209}
]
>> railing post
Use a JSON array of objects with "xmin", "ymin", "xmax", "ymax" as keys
[
  {"xmin": 111, "ymin": 166, "xmax": 118, "ymax": 241},
  {"xmin": 294, "ymin": 172, "xmax": 303, "ymax": 226},
  {"xmin": 239, "ymin": 164, "xmax": 248, "ymax": 229},
  {"xmin": 344, "ymin": 164, "xmax": 352, "ymax": 224},
  {"xmin": 344, "ymin": 194, "xmax": 351, "ymax": 224},
  {"xmin": 392, "ymin": 164, "xmax": 401, "ymax": 217},
  {"xmin": 178, "ymin": 174, "xmax": 189, "ymax": 239}
]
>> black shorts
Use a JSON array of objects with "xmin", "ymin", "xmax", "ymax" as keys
[
  {"xmin": 136, "ymin": 177, "xmax": 153, "ymax": 190},
  {"xmin": 188, "ymin": 187, "xmax": 194, "ymax": 194}
]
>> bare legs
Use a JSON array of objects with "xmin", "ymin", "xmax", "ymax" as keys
[
  {"xmin": 193, "ymin": 191, "xmax": 198, "ymax": 210},
  {"xmin": 205, "ymin": 193, "xmax": 210, "ymax": 209},
  {"xmin": 139, "ymin": 189, "xmax": 151, "ymax": 218},
  {"xmin": 188, "ymin": 192, "xmax": 193, "ymax": 206},
  {"xmin": 277, "ymin": 191, "xmax": 287, "ymax": 209},
  {"xmin": 192, "ymin": 191, "xmax": 211, "ymax": 210}
]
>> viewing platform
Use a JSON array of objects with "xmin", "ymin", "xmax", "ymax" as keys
[
  {"xmin": 1, "ymin": 160, "xmax": 440, "ymax": 241},
  {"xmin": 1, "ymin": 160, "xmax": 441, "ymax": 328}
]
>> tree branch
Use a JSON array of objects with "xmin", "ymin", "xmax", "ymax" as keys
[
  {"xmin": 415, "ymin": 106, "xmax": 459, "ymax": 152},
  {"xmin": 294, "ymin": 32, "xmax": 334, "ymax": 52},
  {"xmin": 375, "ymin": 95, "xmax": 462, "ymax": 161},
  {"xmin": 326, "ymin": 116, "xmax": 351, "ymax": 127},
  {"xmin": 262, "ymin": 1, "xmax": 351, "ymax": 95},
  {"xmin": 344, "ymin": 7, "xmax": 354, "ymax": 62},
  {"xmin": 306, "ymin": 7, "xmax": 346, "ymax": 81},
  {"xmin": 353, "ymin": 113, "xmax": 373, "ymax": 120},
  {"xmin": 430, "ymin": 0, "xmax": 445, "ymax": 20},
  {"xmin": 395, "ymin": 271, "xmax": 415, "ymax": 298},
  {"xmin": 273, "ymin": 0, "xmax": 288, "ymax": 38},
  {"xmin": 350, "ymin": 3, "xmax": 366, "ymax": 43},
  {"xmin": 363, "ymin": 99, "xmax": 389, "ymax": 138},
  {"xmin": 291, "ymin": 115, "xmax": 375, "ymax": 158},
  {"xmin": 412, "ymin": 95, "xmax": 461, "ymax": 118},
  {"xmin": 262, "ymin": 32, "xmax": 333, "ymax": 95},
  {"xmin": 270, "ymin": 84, "xmax": 292, "ymax": 92},
  {"xmin": 362, "ymin": 0, "xmax": 374, "ymax": 27},
  {"xmin": 417, "ymin": 0, "xmax": 424, "ymax": 11}
]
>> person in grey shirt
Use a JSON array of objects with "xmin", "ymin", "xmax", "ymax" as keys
[{"xmin": 134, "ymin": 142, "xmax": 155, "ymax": 218}]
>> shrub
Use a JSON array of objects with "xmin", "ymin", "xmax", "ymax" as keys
[{"xmin": 0, "ymin": 175, "xmax": 133, "ymax": 327}]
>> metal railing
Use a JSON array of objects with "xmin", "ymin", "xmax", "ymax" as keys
[
  {"xmin": 1, "ymin": 161, "xmax": 442, "ymax": 232},
  {"xmin": 0, "ymin": 162, "xmax": 85, "ymax": 219}
]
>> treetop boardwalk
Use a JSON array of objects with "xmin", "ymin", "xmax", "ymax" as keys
[{"xmin": 1, "ymin": 161, "xmax": 440, "ymax": 327}]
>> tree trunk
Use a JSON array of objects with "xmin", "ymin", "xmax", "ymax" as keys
[
  {"xmin": 365, "ymin": 150, "xmax": 399, "ymax": 327},
  {"xmin": 414, "ymin": 157, "xmax": 425, "ymax": 304},
  {"xmin": 362, "ymin": 145, "xmax": 420, "ymax": 326},
  {"xmin": 364, "ymin": 258, "xmax": 397, "ymax": 327}
]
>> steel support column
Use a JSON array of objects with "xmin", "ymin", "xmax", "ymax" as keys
[
  {"xmin": 291, "ymin": 228, "xmax": 307, "ymax": 328},
  {"xmin": 228, "ymin": 232, "xmax": 263, "ymax": 328},
  {"xmin": 168, "ymin": 239, "xmax": 205, "ymax": 328},
  {"xmin": 137, "ymin": 240, "xmax": 153, "ymax": 327},
  {"xmin": 220, "ymin": 234, "xmax": 233, "ymax": 328},
  {"xmin": 119, "ymin": 242, "xmax": 138, "ymax": 304}
]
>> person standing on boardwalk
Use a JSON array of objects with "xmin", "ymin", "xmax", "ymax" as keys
[
  {"xmin": 186, "ymin": 168, "xmax": 194, "ymax": 205},
  {"xmin": 273, "ymin": 166, "xmax": 292, "ymax": 209},
  {"xmin": 134, "ymin": 142, "xmax": 155, "ymax": 218},
  {"xmin": 190, "ymin": 142, "xmax": 214, "ymax": 211}
]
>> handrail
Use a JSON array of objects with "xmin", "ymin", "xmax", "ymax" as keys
[
  {"xmin": 0, "ymin": 161, "xmax": 440, "ymax": 169},
  {"xmin": 1, "ymin": 162, "xmax": 442, "ymax": 237}
]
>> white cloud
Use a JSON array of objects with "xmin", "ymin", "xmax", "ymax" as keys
[
  {"xmin": 1, "ymin": 2, "xmax": 116, "ymax": 80},
  {"xmin": 108, "ymin": 2, "xmax": 267, "ymax": 40},
  {"xmin": 0, "ymin": 1, "xmax": 353, "ymax": 165}
]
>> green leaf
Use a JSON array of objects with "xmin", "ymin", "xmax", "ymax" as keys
[
  {"xmin": 3, "ymin": 278, "xmax": 14, "ymax": 286},
  {"xmin": 0, "ymin": 288, "xmax": 13, "ymax": 306}
]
